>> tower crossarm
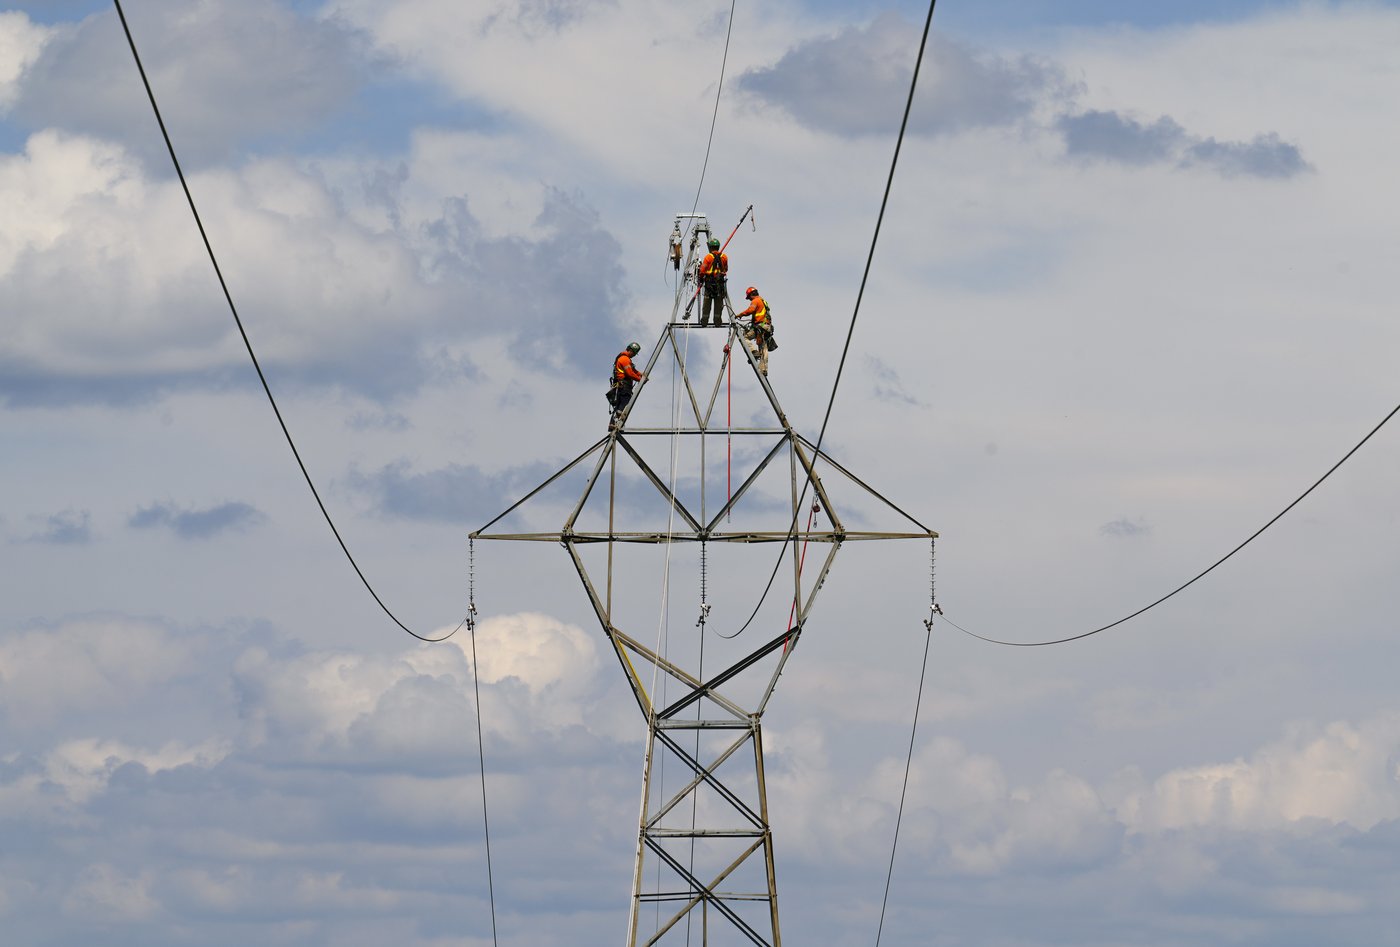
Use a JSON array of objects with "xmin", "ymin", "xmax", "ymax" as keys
[{"xmin": 473, "ymin": 530, "xmax": 933, "ymax": 543}]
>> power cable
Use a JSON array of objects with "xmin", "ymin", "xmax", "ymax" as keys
[
  {"xmin": 689, "ymin": 0, "xmax": 737, "ymax": 220},
  {"xmin": 722, "ymin": 0, "xmax": 938, "ymax": 639},
  {"xmin": 677, "ymin": 0, "xmax": 737, "ymax": 256},
  {"xmin": 875, "ymin": 539, "xmax": 938, "ymax": 946},
  {"xmin": 113, "ymin": 0, "xmax": 460, "ymax": 643},
  {"xmin": 119, "ymin": 6, "xmax": 499, "ymax": 937},
  {"xmin": 466, "ymin": 541, "xmax": 500, "ymax": 947},
  {"xmin": 947, "ymin": 399, "xmax": 1400, "ymax": 647}
]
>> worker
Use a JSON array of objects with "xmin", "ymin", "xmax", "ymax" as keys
[
  {"xmin": 697, "ymin": 237, "xmax": 728, "ymax": 326},
  {"xmin": 608, "ymin": 342, "xmax": 644, "ymax": 425},
  {"xmin": 737, "ymin": 286, "xmax": 776, "ymax": 376}
]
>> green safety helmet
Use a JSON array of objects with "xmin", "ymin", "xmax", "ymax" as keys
[
  {"xmin": 707, "ymin": 238, "xmax": 720, "ymax": 250},
  {"xmin": 626, "ymin": 342, "xmax": 641, "ymax": 355}
]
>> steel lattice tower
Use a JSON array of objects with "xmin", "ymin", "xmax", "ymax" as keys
[{"xmin": 473, "ymin": 215, "xmax": 935, "ymax": 945}]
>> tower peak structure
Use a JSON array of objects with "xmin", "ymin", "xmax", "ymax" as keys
[{"xmin": 473, "ymin": 214, "xmax": 936, "ymax": 945}]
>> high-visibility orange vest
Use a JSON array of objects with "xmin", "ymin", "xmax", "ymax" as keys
[
  {"xmin": 699, "ymin": 252, "xmax": 728, "ymax": 287},
  {"xmin": 614, "ymin": 352, "xmax": 641, "ymax": 382},
  {"xmin": 741, "ymin": 295, "xmax": 768, "ymax": 326}
]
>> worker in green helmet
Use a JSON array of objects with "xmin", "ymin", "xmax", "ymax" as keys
[
  {"xmin": 696, "ymin": 237, "xmax": 728, "ymax": 327},
  {"xmin": 607, "ymin": 342, "xmax": 645, "ymax": 426}
]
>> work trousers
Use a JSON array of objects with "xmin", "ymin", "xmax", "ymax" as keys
[
  {"xmin": 700, "ymin": 283, "xmax": 726, "ymax": 326},
  {"xmin": 745, "ymin": 327, "xmax": 770, "ymax": 375},
  {"xmin": 610, "ymin": 381, "xmax": 635, "ymax": 415}
]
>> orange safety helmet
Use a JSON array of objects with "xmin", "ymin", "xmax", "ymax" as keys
[{"xmin": 745, "ymin": 286, "xmax": 759, "ymax": 298}]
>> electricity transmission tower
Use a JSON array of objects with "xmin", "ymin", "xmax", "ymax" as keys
[{"xmin": 473, "ymin": 215, "xmax": 936, "ymax": 945}]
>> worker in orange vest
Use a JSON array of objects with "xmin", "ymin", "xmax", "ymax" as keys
[
  {"xmin": 697, "ymin": 237, "xmax": 728, "ymax": 327},
  {"xmin": 608, "ymin": 342, "xmax": 644, "ymax": 425},
  {"xmin": 737, "ymin": 286, "xmax": 775, "ymax": 376}
]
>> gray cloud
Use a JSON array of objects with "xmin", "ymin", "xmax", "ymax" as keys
[
  {"xmin": 867, "ymin": 355, "xmax": 926, "ymax": 406},
  {"xmin": 350, "ymin": 459, "xmax": 568, "ymax": 525},
  {"xmin": 128, "ymin": 500, "xmax": 264, "ymax": 539},
  {"xmin": 1059, "ymin": 109, "xmax": 1186, "ymax": 165},
  {"xmin": 0, "ymin": 141, "xmax": 635, "ymax": 408},
  {"xmin": 1100, "ymin": 516, "xmax": 1150, "ymax": 537},
  {"xmin": 0, "ymin": 613, "xmax": 634, "ymax": 944},
  {"xmin": 1058, "ymin": 109, "xmax": 1312, "ymax": 179},
  {"xmin": 423, "ymin": 188, "xmax": 637, "ymax": 379},
  {"xmin": 739, "ymin": 14, "xmax": 1076, "ymax": 137},
  {"xmin": 345, "ymin": 410, "xmax": 412, "ymax": 432},
  {"xmin": 351, "ymin": 448, "xmax": 793, "ymax": 532},
  {"xmin": 481, "ymin": 0, "xmax": 602, "ymax": 37},
  {"xmin": 739, "ymin": 14, "xmax": 1311, "ymax": 185},
  {"xmin": 10, "ymin": 0, "xmax": 368, "ymax": 168},
  {"xmin": 1184, "ymin": 131, "xmax": 1313, "ymax": 178},
  {"xmin": 6, "ymin": 614, "xmax": 1400, "ymax": 944},
  {"xmin": 16, "ymin": 509, "xmax": 92, "ymax": 545},
  {"xmin": 0, "ymin": 358, "xmax": 248, "ymax": 409}
]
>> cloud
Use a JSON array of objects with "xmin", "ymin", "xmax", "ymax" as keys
[
  {"xmin": 1184, "ymin": 131, "xmax": 1313, "ymax": 178},
  {"xmin": 6, "ymin": 610, "xmax": 1400, "ymax": 943},
  {"xmin": 0, "ymin": 611, "xmax": 636, "ymax": 942},
  {"xmin": 128, "ymin": 500, "xmax": 265, "ymax": 539},
  {"xmin": 8, "ymin": 0, "xmax": 369, "ymax": 167},
  {"xmin": 348, "ymin": 459, "xmax": 564, "ymax": 525},
  {"xmin": 0, "ymin": 11, "xmax": 52, "ymax": 111},
  {"xmin": 1058, "ymin": 108, "xmax": 1312, "ymax": 178},
  {"xmin": 866, "ymin": 354, "xmax": 926, "ymax": 406},
  {"xmin": 345, "ymin": 409, "xmax": 412, "ymax": 432},
  {"xmin": 1058, "ymin": 109, "xmax": 1186, "ymax": 165},
  {"xmin": 1100, "ymin": 515, "xmax": 1150, "ymax": 537},
  {"xmin": 421, "ymin": 186, "xmax": 636, "ymax": 377},
  {"xmin": 481, "ymin": 0, "xmax": 601, "ymax": 37},
  {"xmin": 739, "ymin": 13, "xmax": 1310, "ymax": 184},
  {"xmin": 0, "ymin": 133, "xmax": 636, "ymax": 407},
  {"xmin": 14, "ymin": 508, "xmax": 92, "ymax": 544},
  {"xmin": 1113, "ymin": 715, "xmax": 1400, "ymax": 833},
  {"xmin": 739, "ymin": 14, "xmax": 1076, "ymax": 137},
  {"xmin": 0, "ymin": 616, "xmax": 200, "ymax": 728},
  {"xmin": 61, "ymin": 863, "xmax": 159, "ymax": 923}
]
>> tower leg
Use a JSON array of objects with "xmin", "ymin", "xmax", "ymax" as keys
[
  {"xmin": 628, "ymin": 723, "xmax": 658, "ymax": 947},
  {"xmin": 630, "ymin": 714, "xmax": 780, "ymax": 945}
]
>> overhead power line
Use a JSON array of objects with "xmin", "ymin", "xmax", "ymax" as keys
[
  {"xmin": 723, "ymin": 0, "xmax": 937, "ymax": 640},
  {"xmin": 117, "ymin": 3, "xmax": 494, "ymax": 937},
  {"xmin": 863, "ymin": 6, "xmax": 939, "ymax": 943},
  {"xmin": 689, "ymin": 0, "xmax": 737, "ymax": 218},
  {"xmin": 113, "ymin": 0, "xmax": 461, "ymax": 644},
  {"xmin": 947, "ymin": 399, "xmax": 1400, "ymax": 647}
]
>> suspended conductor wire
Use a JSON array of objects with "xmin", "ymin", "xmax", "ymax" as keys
[
  {"xmin": 948, "ymin": 399, "xmax": 1400, "ymax": 648},
  {"xmin": 723, "ymin": 0, "xmax": 939, "ymax": 640},
  {"xmin": 875, "ymin": 538, "xmax": 939, "ymax": 946},
  {"xmin": 466, "ymin": 540, "xmax": 500, "ymax": 947},
  {"xmin": 678, "ymin": 0, "xmax": 737, "ymax": 257},
  {"xmin": 689, "ymin": 0, "xmax": 737, "ymax": 220},
  {"xmin": 650, "ymin": 331, "xmax": 691, "ymax": 700},
  {"xmin": 645, "ymin": 328, "xmax": 691, "ymax": 932},
  {"xmin": 113, "ymin": 0, "xmax": 459, "ymax": 643}
]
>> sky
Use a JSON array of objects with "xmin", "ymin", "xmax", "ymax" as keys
[{"xmin": 2, "ymin": 0, "xmax": 1399, "ymax": 944}]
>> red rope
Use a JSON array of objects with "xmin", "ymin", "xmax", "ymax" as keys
[{"xmin": 726, "ymin": 342, "xmax": 732, "ymax": 521}]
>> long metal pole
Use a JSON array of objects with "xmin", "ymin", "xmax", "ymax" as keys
[
  {"xmin": 608, "ymin": 442, "xmax": 617, "ymax": 619},
  {"xmin": 629, "ymin": 725, "xmax": 658, "ymax": 946},
  {"xmin": 754, "ymin": 722, "xmax": 781, "ymax": 945}
]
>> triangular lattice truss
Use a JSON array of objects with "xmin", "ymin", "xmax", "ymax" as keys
[{"xmin": 474, "ymin": 218, "xmax": 935, "ymax": 946}]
